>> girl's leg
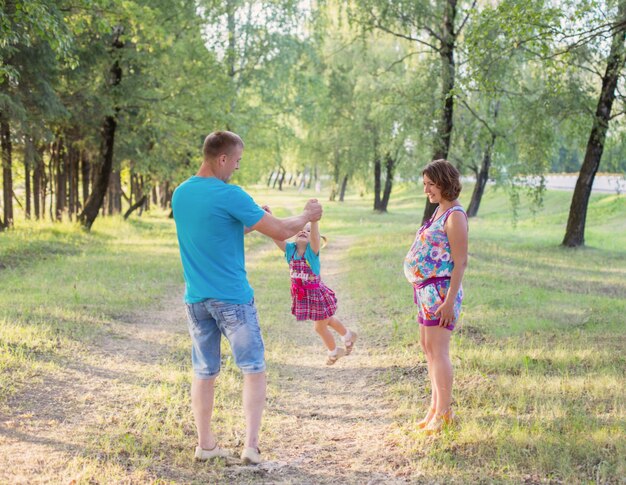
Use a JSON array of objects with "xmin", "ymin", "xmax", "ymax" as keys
[
  {"xmin": 328, "ymin": 316, "xmax": 358, "ymax": 354},
  {"xmin": 424, "ymin": 326, "xmax": 454, "ymax": 432},
  {"xmin": 314, "ymin": 318, "xmax": 337, "ymax": 351},
  {"xmin": 327, "ymin": 316, "xmax": 347, "ymax": 336}
]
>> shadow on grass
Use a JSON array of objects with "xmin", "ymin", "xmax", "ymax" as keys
[{"xmin": 0, "ymin": 240, "xmax": 84, "ymax": 271}]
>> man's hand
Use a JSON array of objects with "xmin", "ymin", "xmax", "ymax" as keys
[{"xmin": 304, "ymin": 199, "xmax": 323, "ymax": 222}]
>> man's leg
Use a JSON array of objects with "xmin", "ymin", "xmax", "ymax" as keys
[
  {"xmin": 191, "ymin": 375, "xmax": 217, "ymax": 449},
  {"xmin": 185, "ymin": 301, "xmax": 222, "ymax": 454},
  {"xmin": 243, "ymin": 371, "xmax": 266, "ymax": 449},
  {"xmin": 215, "ymin": 298, "xmax": 266, "ymax": 462}
]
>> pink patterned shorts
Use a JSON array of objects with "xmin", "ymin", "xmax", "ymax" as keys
[{"xmin": 414, "ymin": 278, "xmax": 463, "ymax": 331}]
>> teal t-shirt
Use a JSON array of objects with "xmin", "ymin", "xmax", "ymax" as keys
[
  {"xmin": 284, "ymin": 242, "xmax": 321, "ymax": 275},
  {"xmin": 172, "ymin": 176, "xmax": 265, "ymax": 304}
]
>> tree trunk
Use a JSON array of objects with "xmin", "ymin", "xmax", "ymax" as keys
[
  {"xmin": 130, "ymin": 171, "xmax": 138, "ymax": 206},
  {"xmin": 278, "ymin": 167, "xmax": 286, "ymax": 191},
  {"xmin": 24, "ymin": 137, "xmax": 34, "ymax": 220},
  {"xmin": 468, "ymin": 102, "xmax": 499, "ymax": 217},
  {"xmin": 1, "ymin": 113, "xmax": 14, "ymax": 228},
  {"xmin": 329, "ymin": 154, "xmax": 340, "ymax": 201},
  {"xmin": 107, "ymin": 171, "xmax": 122, "ymax": 215},
  {"xmin": 562, "ymin": 2, "xmax": 626, "ymax": 247},
  {"xmin": 81, "ymin": 151, "xmax": 90, "ymax": 206},
  {"xmin": 164, "ymin": 182, "xmax": 173, "ymax": 209},
  {"xmin": 56, "ymin": 137, "xmax": 68, "ymax": 221},
  {"xmin": 159, "ymin": 181, "xmax": 170, "ymax": 209},
  {"xmin": 339, "ymin": 174, "xmax": 349, "ymax": 202},
  {"xmin": 308, "ymin": 165, "xmax": 316, "ymax": 189},
  {"xmin": 373, "ymin": 156, "xmax": 382, "ymax": 210},
  {"xmin": 379, "ymin": 153, "xmax": 396, "ymax": 212},
  {"xmin": 39, "ymin": 145, "xmax": 46, "ymax": 219},
  {"xmin": 266, "ymin": 171, "xmax": 274, "ymax": 187},
  {"xmin": 68, "ymin": 142, "xmax": 79, "ymax": 219},
  {"xmin": 33, "ymin": 145, "xmax": 43, "ymax": 220},
  {"xmin": 123, "ymin": 195, "xmax": 147, "ymax": 220},
  {"xmin": 272, "ymin": 169, "xmax": 280, "ymax": 189},
  {"xmin": 467, "ymin": 134, "xmax": 496, "ymax": 217},
  {"xmin": 79, "ymin": 27, "xmax": 124, "ymax": 230},
  {"xmin": 139, "ymin": 175, "xmax": 148, "ymax": 213},
  {"xmin": 48, "ymin": 144, "xmax": 55, "ymax": 221},
  {"xmin": 422, "ymin": 0, "xmax": 458, "ymax": 224},
  {"xmin": 299, "ymin": 167, "xmax": 308, "ymax": 191}
]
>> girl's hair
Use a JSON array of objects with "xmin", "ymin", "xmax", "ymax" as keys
[
  {"xmin": 320, "ymin": 235, "xmax": 328, "ymax": 248},
  {"xmin": 422, "ymin": 159, "xmax": 462, "ymax": 200}
]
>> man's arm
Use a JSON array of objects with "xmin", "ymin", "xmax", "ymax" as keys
[
  {"xmin": 259, "ymin": 205, "xmax": 287, "ymax": 251},
  {"xmin": 250, "ymin": 199, "xmax": 322, "ymax": 240}
]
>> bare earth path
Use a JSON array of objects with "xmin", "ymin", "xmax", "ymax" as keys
[
  {"xmin": 0, "ymin": 236, "xmax": 415, "ymax": 484},
  {"xmin": 239, "ymin": 236, "xmax": 411, "ymax": 485},
  {"xmin": 0, "ymin": 292, "xmax": 188, "ymax": 484}
]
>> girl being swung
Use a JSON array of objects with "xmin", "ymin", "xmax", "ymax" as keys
[{"xmin": 265, "ymin": 207, "xmax": 357, "ymax": 365}]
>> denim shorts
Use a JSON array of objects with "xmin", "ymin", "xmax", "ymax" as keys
[{"xmin": 184, "ymin": 298, "xmax": 266, "ymax": 378}]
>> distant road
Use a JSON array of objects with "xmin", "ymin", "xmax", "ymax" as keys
[
  {"xmin": 542, "ymin": 174, "xmax": 626, "ymax": 194},
  {"xmin": 464, "ymin": 174, "xmax": 626, "ymax": 194}
]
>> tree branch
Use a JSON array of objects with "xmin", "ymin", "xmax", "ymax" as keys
[
  {"xmin": 458, "ymin": 97, "xmax": 499, "ymax": 137},
  {"xmin": 370, "ymin": 12, "xmax": 440, "ymax": 51},
  {"xmin": 382, "ymin": 50, "xmax": 432, "ymax": 73},
  {"xmin": 456, "ymin": 0, "xmax": 477, "ymax": 36},
  {"xmin": 610, "ymin": 109, "xmax": 625, "ymax": 120}
]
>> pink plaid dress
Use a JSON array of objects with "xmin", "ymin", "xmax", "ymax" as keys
[{"xmin": 289, "ymin": 249, "xmax": 337, "ymax": 321}]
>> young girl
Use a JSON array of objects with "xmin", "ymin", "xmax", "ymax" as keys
[
  {"xmin": 403, "ymin": 159, "xmax": 468, "ymax": 434},
  {"xmin": 265, "ymin": 208, "xmax": 357, "ymax": 365}
]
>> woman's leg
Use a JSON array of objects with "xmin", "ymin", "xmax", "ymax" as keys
[
  {"xmin": 425, "ymin": 326, "xmax": 453, "ymax": 415},
  {"xmin": 314, "ymin": 318, "xmax": 337, "ymax": 350},
  {"xmin": 418, "ymin": 325, "xmax": 437, "ymax": 427}
]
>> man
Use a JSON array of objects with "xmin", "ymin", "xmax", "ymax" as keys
[{"xmin": 172, "ymin": 131, "xmax": 322, "ymax": 465}]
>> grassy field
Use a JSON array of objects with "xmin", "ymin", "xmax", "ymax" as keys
[{"xmin": 0, "ymin": 183, "xmax": 624, "ymax": 484}]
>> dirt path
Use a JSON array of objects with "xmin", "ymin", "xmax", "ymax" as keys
[
  {"xmin": 0, "ymin": 292, "xmax": 188, "ymax": 484},
  {"xmin": 225, "ymin": 236, "xmax": 411, "ymax": 484},
  {"xmin": 0, "ymin": 237, "xmax": 412, "ymax": 484}
]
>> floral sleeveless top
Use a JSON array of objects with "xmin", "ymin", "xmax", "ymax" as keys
[{"xmin": 403, "ymin": 206, "xmax": 467, "ymax": 285}]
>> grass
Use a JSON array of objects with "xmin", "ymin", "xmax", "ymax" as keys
[{"xmin": 0, "ymin": 184, "xmax": 624, "ymax": 483}]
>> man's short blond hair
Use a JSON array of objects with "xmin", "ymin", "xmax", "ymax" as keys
[{"xmin": 203, "ymin": 131, "xmax": 244, "ymax": 161}]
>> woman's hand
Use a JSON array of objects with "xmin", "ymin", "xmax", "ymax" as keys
[{"xmin": 434, "ymin": 300, "xmax": 455, "ymax": 328}]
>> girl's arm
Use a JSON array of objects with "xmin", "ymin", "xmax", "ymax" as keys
[
  {"xmin": 272, "ymin": 238, "xmax": 287, "ymax": 252},
  {"xmin": 309, "ymin": 220, "xmax": 321, "ymax": 254},
  {"xmin": 435, "ymin": 211, "xmax": 468, "ymax": 327},
  {"xmin": 262, "ymin": 205, "xmax": 287, "ymax": 252}
]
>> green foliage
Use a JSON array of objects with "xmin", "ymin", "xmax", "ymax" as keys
[{"xmin": 2, "ymin": 0, "xmax": 625, "ymax": 229}]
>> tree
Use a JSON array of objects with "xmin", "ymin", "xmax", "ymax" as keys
[
  {"xmin": 353, "ymin": 0, "xmax": 476, "ymax": 221},
  {"xmin": 0, "ymin": 0, "xmax": 72, "ymax": 229},
  {"xmin": 563, "ymin": 0, "xmax": 626, "ymax": 246},
  {"xmin": 79, "ymin": 26, "xmax": 124, "ymax": 230}
]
